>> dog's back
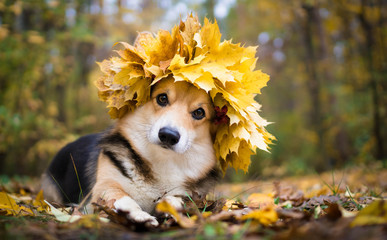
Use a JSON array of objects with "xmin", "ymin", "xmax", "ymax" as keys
[{"xmin": 41, "ymin": 133, "xmax": 101, "ymax": 204}]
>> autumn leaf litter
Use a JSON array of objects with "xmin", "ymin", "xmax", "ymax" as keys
[{"xmin": 1, "ymin": 168, "xmax": 386, "ymax": 239}]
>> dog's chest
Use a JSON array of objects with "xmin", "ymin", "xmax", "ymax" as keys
[{"xmin": 122, "ymin": 159, "xmax": 197, "ymax": 212}]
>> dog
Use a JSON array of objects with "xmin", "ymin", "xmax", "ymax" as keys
[{"xmin": 41, "ymin": 77, "xmax": 221, "ymax": 226}]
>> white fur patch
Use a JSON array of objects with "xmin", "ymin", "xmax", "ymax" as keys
[
  {"xmin": 114, "ymin": 196, "xmax": 159, "ymax": 227},
  {"xmin": 162, "ymin": 196, "xmax": 184, "ymax": 210},
  {"xmin": 147, "ymin": 114, "xmax": 190, "ymax": 154}
]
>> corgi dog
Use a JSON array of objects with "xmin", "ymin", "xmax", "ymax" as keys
[{"xmin": 41, "ymin": 77, "xmax": 221, "ymax": 226}]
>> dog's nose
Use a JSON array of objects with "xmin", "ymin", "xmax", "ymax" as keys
[{"xmin": 159, "ymin": 127, "xmax": 180, "ymax": 146}]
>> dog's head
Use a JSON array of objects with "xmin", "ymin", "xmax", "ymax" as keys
[
  {"xmin": 119, "ymin": 77, "xmax": 216, "ymax": 155},
  {"xmin": 147, "ymin": 78, "xmax": 215, "ymax": 153}
]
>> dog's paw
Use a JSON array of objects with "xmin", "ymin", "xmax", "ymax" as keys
[
  {"xmin": 113, "ymin": 196, "xmax": 136, "ymax": 212},
  {"xmin": 113, "ymin": 196, "xmax": 159, "ymax": 227},
  {"xmin": 162, "ymin": 196, "xmax": 184, "ymax": 211},
  {"xmin": 130, "ymin": 210, "xmax": 159, "ymax": 227}
]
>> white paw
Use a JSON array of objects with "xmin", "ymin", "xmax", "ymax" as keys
[
  {"xmin": 163, "ymin": 196, "xmax": 184, "ymax": 211},
  {"xmin": 114, "ymin": 196, "xmax": 138, "ymax": 212},
  {"xmin": 114, "ymin": 196, "xmax": 159, "ymax": 227},
  {"xmin": 130, "ymin": 210, "xmax": 159, "ymax": 227}
]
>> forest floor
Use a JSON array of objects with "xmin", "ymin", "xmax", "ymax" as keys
[{"xmin": 1, "ymin": 165, "xmax": 386, "ymax": 240}]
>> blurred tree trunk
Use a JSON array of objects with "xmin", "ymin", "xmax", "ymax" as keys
[
  {"xmin": 358, "ymin": 0, "xmax": 386, "ymax": 160},
  {"xmin": 301, "ymin": 3, "xmax": 326, "ymax": 169}
]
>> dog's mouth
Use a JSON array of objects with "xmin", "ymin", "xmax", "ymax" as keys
[
  {"xmin": 159, "ymin": 143, "xmax": 174, "ymax": 150},
  {"xmin": 160, "ymin": 142, "xmax": 182, "ymax": 153}
]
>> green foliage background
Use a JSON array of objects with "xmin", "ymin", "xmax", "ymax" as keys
[{"xmin": 0, "ymin": 0, "xmax": 386, "ymax": 179}]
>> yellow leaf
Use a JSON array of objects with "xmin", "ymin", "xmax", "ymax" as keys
[
  {"xmin": 106, "ymin": 90, "xmax": 126, "ymax": 109},
  {"xmin": 175, "ymin": 65, "xmax": 203, "ymax": 83},
  {"xmin": 247, "ymin": 193, "xmax": 277, "ymax": 209},
  {"xmin": 351, "ymin": 200, "xmax": 387, "ymax": 227},
  {"xmin": 114, "ymin": 42, "xmax": 145, "ymax": 64},
  {"xmin": 124, "ymin": 77, "xmax": 152, "ymax": 106},
  {"xmin": 222, "ymin": 199, "xmax": 243, "ymax": 211},
  {"xmin": 113, "ymin": 66, "xmax": 144, "ymax": 85},
  {"xmin": 33, "ymin": 190, "xmax": 49, "ymax": 212},
  {"xmin": 0, "ymin": 192, "xmax": 34, "ymax": 216},
  {"xmin": 222, "ymin": 199, "xmax": 234, "ymax": 211},
  {"xmin": 231, "ymin": 124, "xmax": 250, "ymax": 141},
  {"xmin": 241, "ymin": 70, "xmax": 269, "ymax": 94},
  {"xmin": 202, "ymin": 212, "xmax": 212, "ymax": 218},
  {"xmin": 97, "ymin": 60, "xmax": 113, "ymax": 74},
  {"xmin": 0, "ymin": 192, "xmax": 20, "ymax": 215},
  {"xmin": 194, "ymin": 72, "xmax": 216, "ymax": 92},
  {"xmin": 147, "ymin": 29, "xmax": 179, "ymax": 66},
  {"xmin": 200, "ymin": 18, "xmax": 221, "ymax": 52},
  {"xmin": 236, "ymin": 140, "xmax": 254, "ymax": 172},
  {"xmin": 240, "ymin": 206, "xmax": 278, "ymax": 226},
  {"xmin": 201, "ymin": 62, "xmax": 235, "ymax": 85},
  {"xmin": 156, "ymin": 200, "xmax": 195, "ymax": 228},
  {"xmin": 18, "ymin": 206, "xmax": 34, "ymax": 216},
  {"xmin": 179, "ymin": 13, "xmax": 201, "ymax": 48}
]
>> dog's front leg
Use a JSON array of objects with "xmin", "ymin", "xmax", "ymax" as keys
[
  {"xmin": 92, "ymin": 181, "xmax": 158, "ymax": 227},
  {"xmin": 114, "ymin": 196, "xmax": 159, "ymax": 226}
]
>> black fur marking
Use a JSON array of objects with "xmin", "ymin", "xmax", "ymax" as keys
[
  {"xmin": 99, "ymin": 131, "xmax": 155, "ymax": 182},
  {"xmin": 184, "ymin": 166, "xmax": 221, "ymax": 193},
  {"xmin": 103, "ymin": 150, "xmax": 131, "ymax": 179},
  {"xmin": 46, "ymin": 133, "xmax": 101, "ymax": 204}
]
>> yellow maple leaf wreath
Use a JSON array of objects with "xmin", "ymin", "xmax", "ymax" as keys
[{"xmin": 96, "ymin": 14, "xmax": 275, "ymax": 173}]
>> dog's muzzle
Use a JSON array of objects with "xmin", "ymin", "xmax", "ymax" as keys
[{"xmin": 158, "ymin": 127, "xmax": 180, "ymax": 148}]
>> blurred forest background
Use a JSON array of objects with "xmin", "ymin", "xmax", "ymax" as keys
[{"xmin": 0, "ymin": 0, "xmax": 386, "ymax": 181}]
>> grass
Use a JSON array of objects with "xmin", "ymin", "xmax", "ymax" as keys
[
  {"xmin": 321, "ymin": 170, "xmax": 345, "ymax": 196},
  {"xmin": 345, "ymin": 186, "xmax": 363, "ymax": 211},
  {"xmin": 70, "ymin": 154, "xmax": 84, "ymax": 203}
]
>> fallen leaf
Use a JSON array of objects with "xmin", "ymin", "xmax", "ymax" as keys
[
  {"xmin": 246, "ymin": 193, "xmax": 277, "ymax": 209},
  {"xmin": 156, "ymin": 200, "xmax": 195, "ymax": 228},
  {"xmin": 240, "ymin": 206, "xmax": 278, "ymax": 226},
  {"xmin": 324, "ymin": 203, "xmax": 342, "ymax": 221},
  {"xmin": 350, "ymin": 200, "xmax": 387, "ymax": 227},
  {"xmin": 208, "ymin": 209, "xmax": 249, "ymax": 222},
  {"xmin": 0, "ymin": 191, "xmax": 34, "ymax": 216},
  {"xmin": 276, "ymin": 209, "xmax": 307, "ymax": 220},
  {"xmin": 33, "ymin": 190, "xmax": 49, "ymax": 212},
  {"xmin": 45, "ymin": 200, "xmax": 81, "ymax": 223},
  {"xmin": 222, "ymin": 199, "xmax": 245, "ymax": 211},
  {"xmin": 0, "ymin": 192, "xmax": 20, "ymax": 215}
]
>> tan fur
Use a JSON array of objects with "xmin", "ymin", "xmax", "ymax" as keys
[{"xmin": 91, "ymin": 154, "xmax": 131, "ymax": 202}]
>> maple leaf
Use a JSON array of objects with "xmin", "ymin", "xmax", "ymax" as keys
[{"xmin": 96, "ymin": 14, "xmax": 275, "ymax": 173}]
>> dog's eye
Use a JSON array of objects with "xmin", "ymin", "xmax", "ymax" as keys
[
  {"xmin": 192, "ymin": 108, "xmax": 205, "ymax": 120},
  {"xmin": 156, "ymin": 93, "xmax": 168, "ymax": 106}
]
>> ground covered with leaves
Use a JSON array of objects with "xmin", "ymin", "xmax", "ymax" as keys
[{"xmin": 1, "ymin": 166, "xmax": 386, "ymax": 240}]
